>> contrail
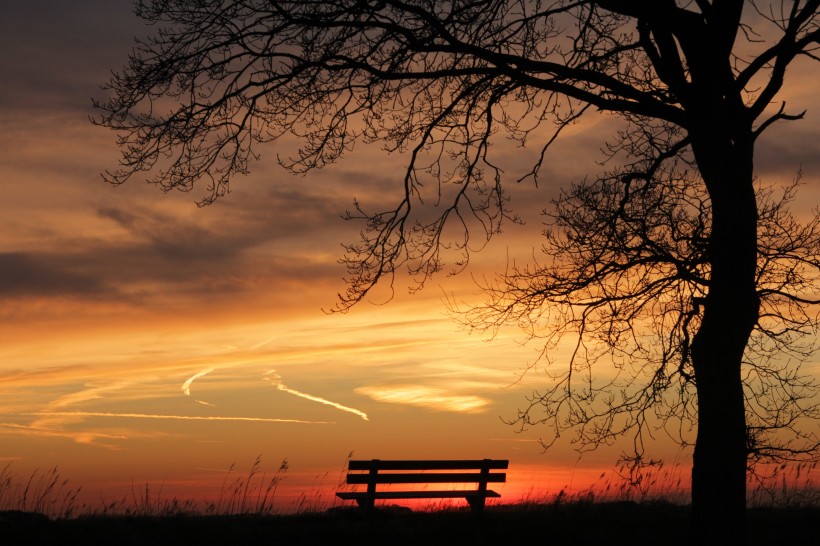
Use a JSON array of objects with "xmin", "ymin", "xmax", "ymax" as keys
[
  {"xmin": 264, "ymin": 371, "xmax": 369, "ymax": 421},
  {"xmin": 28, "ymin": 411, "xmax": 332, "ymax": 424},
  {"xmin": 0, "ymin": 422, "xmax": 128, "ymax": 439},
  {"xmin": 182, "ymin": 368, "xmax": 214, "ymax": 396},
  {"xmin": 275, "ymin": 385, "xmax": 370, "ymax": 421}
]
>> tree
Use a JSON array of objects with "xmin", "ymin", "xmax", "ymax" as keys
[{"xmin": 94, "ymin": 1, "xmax": 820, "ymax": 542}]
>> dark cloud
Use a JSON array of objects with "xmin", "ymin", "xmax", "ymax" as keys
[
  {"xmin": 2, "ymin": 4, "xmax": 136, "ymax": 60},
  {"xmin": 95, "ymin": 206, "xmax": 245, "ymax": 263},
  {"xmin": 0, "ymin": 199, "xmax": 347, "ymax": 304},
  {"xmin": 0, "ymin": 2, "xmax": 138, "ymax": 113},
  {"xmin": 93, "ymin": 203, "xmax": 341, "ymax": 287},
  {"xmin": 755, "ymin": 124, "xmax": 820, "ymax": 179},
  {"xmin": 0, "ymin": 251, "xmax": 106, "ymax": 298}
]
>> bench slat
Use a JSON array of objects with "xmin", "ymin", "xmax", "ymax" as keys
[
  {"xmin": 337, "ymin": 490, "xmax": 501, "ymax": 500},
  {"xmin": 347, "ymin": 459, "xmax": 508, "ymax": 471},
  {"xmin": 347, "ymin": 472, "xmax": 506, "ymax": 485}
]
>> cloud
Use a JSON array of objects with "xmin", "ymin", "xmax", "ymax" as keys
[
  {"xmin": 26, "ymin": 411, "xmax": 333, "ymax": 425},
  {"xmin": 0, "ymin": 252, "xmax": 106, "ymax": 297},
  {"xmin": 264, "ymin": 370, "xmax": 369, "ymax": 421},
  {"xmin": 0, "ymin": 1, "xmax": 141, "ymax": 114},
  {"xmin": 0, "ymin": 201, "xmax": 346, "ymax": 307},
  {"xmin": 0, "ymin": 422, "xmax": 129, "ymax": 446},
  {"xmin": 0, "ymin": 359, "xmax": 340, "ymax": 449},
  {"xmin": 755, "ymin": 125, "xmax": 820, "ymax": 177},
  {"xmin": 355, "ymin": 384, "xmax": 491, "ymax": 413}
]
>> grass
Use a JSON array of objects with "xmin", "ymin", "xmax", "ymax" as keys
[
  {"xmin": 0, "ymin": 456, "xmax": 291, "ymax": 519},
  {"xmin": 0, "ymin": 458, "xmax": 817, "ymax": 545},
  {"xmin": 0, "ymin": 464, "xmax": 82, "ymax": 519},
  {"xmin": 747, "ymin": 461, "xmax": 820, "ymax": 507}
]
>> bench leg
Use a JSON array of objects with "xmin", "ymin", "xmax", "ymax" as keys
[
  {"xmin": 355, "ymin": 497, "xmax": 375, "ymax": 511},
  {"xmin": 466, "ymin": 496, "xmax": 486, "ymax": 513}
]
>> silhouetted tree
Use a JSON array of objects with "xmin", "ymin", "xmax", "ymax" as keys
[{"xmin": 94, "ymin": 2, "xmax": 820, "ymax": 542}]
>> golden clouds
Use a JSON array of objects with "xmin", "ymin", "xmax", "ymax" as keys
[{"xmin": 355, "ymin": 384, "xmax": 491, "ymax": 413}]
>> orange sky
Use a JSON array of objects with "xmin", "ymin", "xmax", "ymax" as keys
[{"xmin": 1, "ymin": 1, "xmax": 818, "ymax": 513}]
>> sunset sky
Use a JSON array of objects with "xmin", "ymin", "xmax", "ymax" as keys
[{"xmin": 1, "ymin": 1, "xmax": 818, "ymax": 511}]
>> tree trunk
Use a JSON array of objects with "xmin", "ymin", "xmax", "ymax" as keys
[{"xmin": 688, "ymin": 126, "xmax": 759, "ymax": 545}]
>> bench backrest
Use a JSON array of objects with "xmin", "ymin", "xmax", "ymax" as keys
[{"xmin": 346, "ymin": 459, "xmax": 508, "ymax": 486}]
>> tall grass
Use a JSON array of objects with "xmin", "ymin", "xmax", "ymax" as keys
[
  {"xmin": 293, "ymin": 451, "xmax": 356, "ymax": 513},
  {"xmin": 514, "ymin": 459, "xmax": 818, "ymax": 508},
  {"xmin": 748, "ymin": 461, "xmax": 820, "ymax": 507},
  {"xmin": 205, "ymin": 455, "xmax": 290, "ymax": 515},
  {"xmin": 0, "ymin": 463, "xmax": 81, "ymax": 518},
  {"xmin": 0, "ymin": 456, "xmax": 291, "ymax": 518},
  {"xmin": 110, "ymin": 455, "xmax": 292, "ymax": 517},
  {"xmin": 0, "ymin": 457, "xmax": 816, "ymax": 519}
]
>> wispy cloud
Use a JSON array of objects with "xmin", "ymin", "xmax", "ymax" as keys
[
  {"xmin": 25, "ymin": 382, "xmax": 136, "ymax": 430},
  {"xmin": 0, "ymin": 422, "xmax": 129, "ymax": 447},
  {"xmin": 355, "ymin": 385, "xmax": 491, "ymax": 413},
  {"xmin": 48, "ymin": 382, "xmax": 132, "ymax": 410},
  {"xmin": 263, "ymin": 370, "xmax": 368, "ymax": 421},
  {"xmin": 26, "ymin": 411, "xmax": 332, "ymax": 425}
]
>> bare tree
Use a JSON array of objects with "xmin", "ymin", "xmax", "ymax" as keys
[
  {"xmin": 94, "ymin": 1, "xmax": 820, "ymax": 542},
  {"xmin": 466, "ymin": 125, "xmax": 820, "ymax": 467}
]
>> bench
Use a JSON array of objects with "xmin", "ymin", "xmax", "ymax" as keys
[{"xmin": 336, "ymin": 459, "xmax": 508, "ymax": 512}]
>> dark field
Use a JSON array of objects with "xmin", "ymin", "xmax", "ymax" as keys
[{"xmin": 2, "ymin": 503, "xmax": 817, "ymax": 546}]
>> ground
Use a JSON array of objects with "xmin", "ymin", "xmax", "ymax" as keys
[{"xmin": 2, "ymin": 502, "xmax": 817, "ymax": 545}]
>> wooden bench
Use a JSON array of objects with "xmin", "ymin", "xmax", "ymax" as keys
[{"xmin": 336, "ymin": 459, "xmax": 508, "ymax": 512}]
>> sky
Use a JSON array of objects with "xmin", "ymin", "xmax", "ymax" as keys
[{"xmin": 1, "ymin": 1, "xmax": 818, "ymax": 513}]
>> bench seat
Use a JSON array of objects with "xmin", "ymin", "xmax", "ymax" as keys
[
  {"xmin": 336, "ymin": 459, "xmax": 508, "ymax": 512},
  {"xmin": 337, "ymin": 490, "xmax": 502, "ymax": 501}
]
